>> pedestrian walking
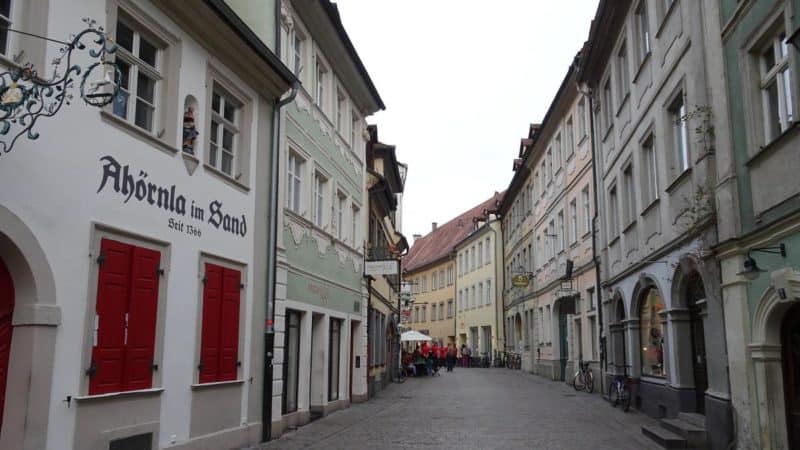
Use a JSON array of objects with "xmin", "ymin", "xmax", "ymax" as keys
[
  {"xmin": 446, "ymin": 343, "xmax": 457, "ymax": 372},
  {"xmin": 461, "ymin": 344, "xmax": 471, "ymax": 368},
  {"xmin": 421, "ymin": 341, "xmax": 432, "ymax": 376}
]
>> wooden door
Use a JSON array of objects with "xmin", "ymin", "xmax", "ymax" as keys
[
  {"xmin": 782, "ymin": 304, "xmax": 800, "ymax": 450},
  {"xmin": 0, "ymin": 257, "xmax": 14, "ymax": 432}
]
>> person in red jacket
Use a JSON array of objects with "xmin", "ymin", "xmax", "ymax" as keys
[{"xmin": 421, "ymin": 341, "xmax": 432, "ymax": 375}]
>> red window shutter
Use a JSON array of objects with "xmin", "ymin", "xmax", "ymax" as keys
[
  {"xmin": 122, "ymin": 246, "xmax": 160, "ymax": 391},
  {"xmin": 199, "ymin": 264, "xmax": 222, "ymax": 383},
  {"xmin": 90, "ymin": 239, "xmax": 132, "ymax": 395},
  {"xmin": 218, "ymin": 268, "xmax": 241, "ymax": 381}
]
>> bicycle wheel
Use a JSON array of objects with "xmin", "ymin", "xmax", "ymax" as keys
[
  {"xmin": 584, "ymin": 371, "xmax": 594, "ymax": 393},
  {"xmin": 573, "ymin": 372, "xmax": 584, "ymax": 391},
  {"xmin": 609, "ymin": 382, "xmax": 619, "ymax": 406},
  {"xmin": 620, "ymin": 384, "xmax": 631, "ymax": 412}
]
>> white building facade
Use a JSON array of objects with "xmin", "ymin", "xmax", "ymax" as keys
[{"xmin": 0, "ymin": 1, "xmax": 295, "ymax": 449}]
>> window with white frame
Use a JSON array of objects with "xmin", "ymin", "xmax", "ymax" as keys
[
  {"xmin": 566, "ymin": 118, "xmax": 574, "ymax": 158},
  {"xmin": 351, "ymin": 204, "xmax": 359, "ymax": 246},
  {"xmin": 313, "ymin": 171, "xmax": 327, "ymax": 228},
  {"xmin": 635, "ymin": 1, "xmax": 651, "ymax": 66},
  {"xmin": 578, "ymin": 98, "xmax": 587, "ymax": 138},
  {"xmin": 208, "ymin": 87, "xmax": 241, "ymax": 177},
  {"xmin": 458, "ymin": 253, "xmax": 463, "ymax": 276},
  {"xmin": 336, "ymin": 191, "xmax": 346, "ymax": 240},
  {"xmin": 351, "ymin": 112, "xmax": 359, "ymax": 147},
  {"xmin": 471, "ymin": 286, "xmax": 476, "ymax": 308},
  {"xmin": 477, "ymin": 242, "xmax": 483, "ymax": 266},
  {"xmin": 548, "ymin": 219, "xmax": 555, "ymax": 258},
  {"xmin": 554, "ymin": 134, "xmax": 562, "ymax": 172},
  {"xmin": 439, "ymin": 302, "xmax": 444, "ymax": 320},
  {"xmin": 570, "ymin": 199, "xmax": 578, "ymax": 244},
  {"xmin": 486, "ymin": 280, "xmax": 492, "ymax": 305},
  {"xmin": 623, "ymin": 163, "xmax": 636, "ymax": 225},
  {"xmin": 336, "ymin": 90, "xmax": 345, "ymax": 134},
  {"xmin": 557, "ymin": 211, "xmax": 565, "ymax": 252},
  {"xmin": 669, "ymin": 93, "xmax": 690, "ymax": 174},
  {"xmin": 0, "ymin": 0, "xmax": 11, "ymax": 55},
  {"xmin": 315, "ymin": 58, "xmax": 326, "ymax": 109},
  {"xmin": 447, "ymin": 300, "xmax": 453, "ymax": 318},
  {"xmin": 113, "ymin": 16, "xmax": 162, "ymax": 133},
  {"xmin": 439, "ymin": 270, "xmax": 444, "ymax": 289},
  {"xmin": 431, "ymin": 304, "xmax": 436, "ymax": 321},
  {"xmin": 478, "ymin": 282, "xmax": 483, "ymax": 307},
  {"xmin": 759, "ymin": 29, "xmax": 794, "ymax": 143},
  {"xmin": 602, "ymin": 79, "xmax": 613, "ymax": 132},
  {"xmin": 471, "ymin": 246, "xmax": 476, "ymax": 270},
  {"xmin": 485, "ymin": 237, "xmax": 491, "ymax": 264},
  {"xmin": 642, "ymin": 135, "xmax": 659, "ymax": 205},
  {"xmin": 292, "ymin": 30, "xmax": 305, "ymax": 76},
  {"xmin": 617, "ymin": 41, "xmax": 630, "ymax": 104},
  {"xmin": 287, "ymin": 151, "xmax": 304, "ymax": 213},
  {"xmin": 582, "ymin": 186, "xmax": 591, "ymax": 235},
  {"xmin": 608, "ymin": 184, "xmax": 619, "ymax": 238}
]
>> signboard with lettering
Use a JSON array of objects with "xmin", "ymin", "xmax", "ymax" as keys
[
  {"xmin": 364, "ymin": 259, "xmax": 399, "ymax": 276},
  {"xmin": 511, "ymin": 274, "xmax": 530, "ymax": 288}
]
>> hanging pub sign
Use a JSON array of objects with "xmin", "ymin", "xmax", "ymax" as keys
[
  {"xmin": 96, "ymin": 155, "xmax": 247, "ymax": 238},
  {"xmin": 511, "ymin": 274, "xmax": 530, "ymax": 288}
]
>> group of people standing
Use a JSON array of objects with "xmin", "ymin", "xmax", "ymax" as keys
[{"xmin": 402, "ymin": 341, "xmax": 477, "ymax": 376}]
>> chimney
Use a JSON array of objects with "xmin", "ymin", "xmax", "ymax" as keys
[
  {"xmin": 432, "ymin": 222, "xmax": 438, "ymax": 231},
  {"xmin": 413, "ymin": 233, "xmax": 422, "ymax": 243}
]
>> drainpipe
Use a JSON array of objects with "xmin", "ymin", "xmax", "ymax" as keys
[
  {"xmin": 585, "ymin": 88, "xmax": 606, "ymax": 393},
  {"xmin": 262, "ymin": 82, "xmax": 298, "ymax": 442}
]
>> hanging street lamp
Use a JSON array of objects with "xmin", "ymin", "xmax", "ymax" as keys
[{"xmin": 0, "ymin": 18, "xmax": 121, "ymax": 156}]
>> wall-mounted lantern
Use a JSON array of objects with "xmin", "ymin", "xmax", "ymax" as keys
[{"xmin": 737, "ymin": 243, "xmax": 787, "ymax": 281}]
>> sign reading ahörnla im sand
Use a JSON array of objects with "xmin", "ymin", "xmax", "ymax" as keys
[{"xmin": 96, "ymin": 155, "xmax": 247, "ymax": 237}]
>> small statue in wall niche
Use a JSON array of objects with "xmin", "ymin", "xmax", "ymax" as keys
[{"xmin": 182, "ymin": 106, "xmax": 198, "ymax": 154}]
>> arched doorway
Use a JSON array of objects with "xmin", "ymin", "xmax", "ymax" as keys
[
  {"xmin": 638, "ymin": 287, "xmax": 666, "ymax": 378},
  {"xmin": 0, "ymin": 256, "xmax": 14, "ymax": 432},
  {"xmin": 782, "ymin": 303, "xmax": 800, "ymax": 449},
  {"xmin": 684, "ymin": 271, "xmax": 708, "ymax": 414}
]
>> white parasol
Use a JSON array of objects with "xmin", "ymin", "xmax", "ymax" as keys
[{"xmin": 400, "ymin": 330, "xmax": 433, "ymax": 342}]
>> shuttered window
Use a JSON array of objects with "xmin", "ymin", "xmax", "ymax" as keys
[
  {"xmin": 90, "ymin": 238, "xmax": 160, "ymax": 395},
  {"xmin": 199, "ymin": 263, "xmax": 241, "ymax": 383}
]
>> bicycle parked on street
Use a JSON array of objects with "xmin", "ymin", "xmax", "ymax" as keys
[
  {"xmin": 572, "ymin": 360, "xmax": 594, "ymax": 393},
  {"xmin": 505, "ymin": 352, "xmax": 521, "ymax": 370},
  {"xmin": 392, "ymin": 363, "xmax": 406, "ymax": 384},
  {"xmin": 608, "ymin": 363, "xmax": 634, "ymax": 411},
  {"xmin": 493, "ymin": 351, "xmax": 505, "ymax": 368}
]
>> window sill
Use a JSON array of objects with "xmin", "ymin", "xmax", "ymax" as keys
[
  {"xmin": 100, "ymin": 110, "xmax": 178, "ymax": 157},
  {"xmin": 622, "ymin": 219, "xmax": 637, "ymax": 234},
  {"xmin": 632, "ymin": 52, "xmax": 651, "ymax": 84},
  {"xmin": 74, "ymin": 387, "xmax": 164, "ymax": 403},
  {"xmin": 640, "ymin": 198, "xmax": 660, "ymax": 217},
  {"xmin": 601, "ymin": 124, "xmax": 614, "ymax": 142},
  {"xmin": 655, "ymin": 0, "xmax": 679, "ymax": 39},
  {"xmin": 746, "ymin": 121, "xmax": 800, "ymax": 167},
  {"xmin": 191, "ymin": 379, "xmax": 246, "ymax": 390},
  {"xmin": 204, "ymin": 163, "xmax": 250, "ymax": 193},
  {"xmin": 639, "ymin": 375, "xmax": 667, "ymax": 384},
  {"xmin": 665, "ymin": 166, "xmax": 692, "ymax": 194},
  {"xmin": 615, "ymin": 93, "xmax": 630, "ymax": 117}
]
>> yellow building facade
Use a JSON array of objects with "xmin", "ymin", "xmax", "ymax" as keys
[
  {"xmin": 455, "ymin": 219, "xmax": 504, "ymax": 358},
  {"xmin": 407, "ymin": 260, "xmax": 455, "ymax": 345}
]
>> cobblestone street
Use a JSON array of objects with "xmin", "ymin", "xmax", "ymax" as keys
[{"xmin": 258, "ymin": 368, "xmax": 658, "ymax": 449}]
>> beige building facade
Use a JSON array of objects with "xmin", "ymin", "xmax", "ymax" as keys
[
  {"xmin": 501, "ymin": 63, "xmax": 600, "ymax": 382},
  {"xmin": 407, "ymin": 259, "xmax": 455, "ymax": 345}
]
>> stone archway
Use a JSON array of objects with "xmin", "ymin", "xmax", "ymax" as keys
[
  {"xmin": 0, "ymin": 205, "xmax": 59, "ymax": 450},
  {"xmin": 750, "ymin": 268, "xmax": 800, "ymax": 450}
]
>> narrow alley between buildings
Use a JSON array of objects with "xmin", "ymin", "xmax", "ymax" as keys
[{"xmin": 258, "ymin": 368, "xmax": 656, "ymax": 450}]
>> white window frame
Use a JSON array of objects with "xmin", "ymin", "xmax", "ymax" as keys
[
  {"xmin": 570, "ymin": 199, "xmax": 578, "ymax": 244},
  {"xmin": 336, "ymin": 191, "xmax": 347, "ymax": 241},
  {"xmin": 669, "ymin": 93, "xmax": 690, "ymax": 174},
  {"xmin": 759, "ymin": 29, "xmax": 795, "ymax": 143},
  {"xmin": 642, "ymin": 135, "xmax": 659, "ymax": 205},
  {"xmin": 113, "ymin": 14, "xmax": 163, "ymax": 134},
  {"xmin": 208, "ymin": 86, "xmax": 241, "ymax": 178},
  {"xmin": 313, "ymin": 171, "xmax": 328, "ymax": 228},
  {"xmin": 287, "ymin": 150, "xmax": 304, "ymax": 214},
  {"xmin": 635, "ymin": 1, "xmax": 651, "ymax": 66},
  {"xmin": 315, "ymin": 58, "xmax": 327, "ymax": 110},
  {"xmin": 582, "ymin": 187, "xmax": 591, "ymax": 235}
]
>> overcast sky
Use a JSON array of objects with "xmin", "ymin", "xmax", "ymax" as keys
[{"xmin": 335, "ymin": 1, "xmax": 600, "ymax": 238}]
